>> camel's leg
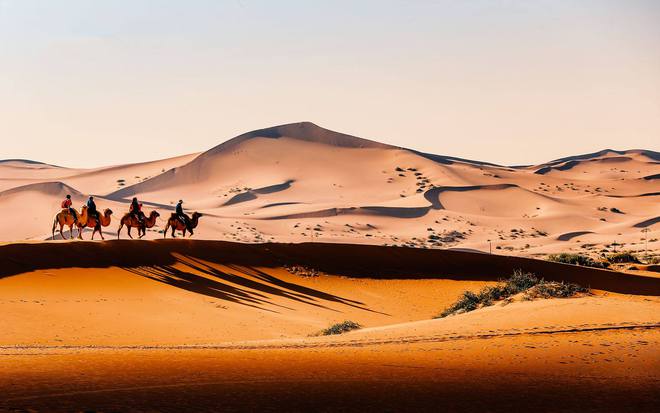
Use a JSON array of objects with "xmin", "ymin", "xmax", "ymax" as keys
[
  {"xmin": 59, "ymin": 224, "xmax": 66, "ymax": 240},
  {"xmin": 127, "ymin": 227, "xmax": 133, "ymax": 239},
  {"xmin": 163, "ymin": 222, "xmax": 169, "ymax": 238},
  {"xmin": 68, "ymin": 225, "xmax": 74, "ymax": 240},
  {"xmin": 117, "ymin": 223, "xmax": 123, "ymax": 239},
  {"xmin": 78, "ymin": 227, "xmax": 84, "ymax": 240},
  {"xmin": 98, "ymin": 224, "xmax": 104, "ymax": 240}
]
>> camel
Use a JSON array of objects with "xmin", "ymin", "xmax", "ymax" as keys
[
  {"xmin": 51, "ymin": 209, "xmax": 79, "ymax": 240},
  {"xmin": 117, "ymin": 210, "xmax": 160, "ymax": 239},
  {"xmin": 76, "ymin": 206, "xmax": 113, "ymax": 240},
  {"xmin": 163, "ymin": 212, "xmax": 202, "ymax": 238}
]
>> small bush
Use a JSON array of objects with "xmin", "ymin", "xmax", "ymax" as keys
[
  {"xmin": 436, "ymin": 270, "xmax": 588, "ymax": 318},
  {"xmin": 547, "ymin": 253, "xmax": 609, "ymax": 269},
  {"xmin": 320, "ymin": 321, "xmax": 361, "ymax": 335},
  {"xmin": 525, "ymin": 281, "xmax": 588, "ymax": 299},
  {"xmin": 438, "ymin": 291, "xmax": 481, "ymax": 317},
  {"xmin": 607, "ymin": 251, "xmax": 639, "ymax": 264},
  {"xmin": 609, "ymin": 207, "xmax": 624, "ymax": 214}
]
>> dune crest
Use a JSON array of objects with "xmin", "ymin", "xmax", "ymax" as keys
[{"xmin": 0, "ymin": 122, "xmax": 656, "ymax": 260}]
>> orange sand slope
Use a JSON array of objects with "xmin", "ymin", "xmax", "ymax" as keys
[
  {"xmin": 1, "ymin": 241, "xmax": 659, "ymax": 411},
  {"xmin": 1, "ymin": 240, "xmax": 658, "ymax": 347},
  {"xmin": 0, "ymin": 122, "xmax": 657, "ymax": 260}
]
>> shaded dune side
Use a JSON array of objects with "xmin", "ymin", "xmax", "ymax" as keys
[
  {"xmin": 542, "ymin": 149, "xmax": 660, "ymax": 165},
  {"xmin": 422, "ymin": 184, "xmax": 559, "ymax": 213},
  {"xmin": 1, "ymin": 240, "xmax": 658, "ymax": 295},
  {"xmin": 223, "ymin": 180, "xmax": 295, "ymax": 206},
  {"xmin": 534, "ymin": 157, "xmax": 634, "ymax": 175},
  {"xmin": 634, "ymin": 216, "xmax": 660, "ymax": 228},
  {"xmin": 423, "ymin": 184, "xmax": 517, "ymax": 209},
  {"xmin": 265, "ymin": 206, "xmax": 431, "ymax": 220},
  {"xmin": 265, "ymin": 184, "xmax": 548, "ymax": 220},
  {"xmin": 0, "ymin": 181, "xmax": 83, "ymax": 198},
  {"xmin": 556, "ymin": 231, "xmax": 594, "ymax": 241}
]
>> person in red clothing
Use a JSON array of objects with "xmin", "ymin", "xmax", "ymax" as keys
[{"xmin": 61, "ymin": 194, "xmax": 78, "ymax": 222}]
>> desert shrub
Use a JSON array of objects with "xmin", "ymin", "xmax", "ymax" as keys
[
  {"xmin": 525, "ymin": 281, "xmax": 588, "ymax": 299},
  {"xmin": 436, "ymin": 270, "xmax": 588, "ymax": 318},
  {"xmin": 438, "ymin": 291, "xmax": 481, "ymax": 317},
  {"xmin": 609, "ymin": 207, "xmax": 624, "ymax": 214},
  {"xmin": 547, "ymin": 253, "xmax": 609, "ymax": 269},
  {"xmin": 503, "ymin": 270, "xmax": 539, "ymax": 293},
  {"xmin": 320, "ymin": 321, "xmax": 361, "ymax": 335},
  {"xmin": 607, "ymin": 251, "xmax": 639, "ymax": 264}
]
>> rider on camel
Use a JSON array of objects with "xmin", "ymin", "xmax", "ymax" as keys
[
  {"xmin": 176, "ymin": 199, "xmax": 193, "ymax": 234},
  {"xmin": 61, "ymin": 194, "xmax": 78, "ymax": 222},
  {"xmin": 87, "ymin": 196, "xmax": 99, "ymax": 220},
  {"xmin": 130, "ymin": 197, "xmax": 145, "ymax": 226}
]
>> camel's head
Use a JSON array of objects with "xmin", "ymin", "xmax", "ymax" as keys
[
  {"xmin": 192, "ymin": 212, "xmax": 203, "ymax": 219},
  {"xmin": 151, "ymin": 211, "xmax": 160, "ymax": 218},
  {"xmin": 104, "ymin": 208, "xmax": 113, "ymax": 216}
]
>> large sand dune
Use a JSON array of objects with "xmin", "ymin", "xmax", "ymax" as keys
[
  {"xmin": 1, "ymin": 240, "xmax": 658, "ymax": 411},
  {"xmin": 0, "ymin": 121, "xmax": 656, "ymax": 260}
]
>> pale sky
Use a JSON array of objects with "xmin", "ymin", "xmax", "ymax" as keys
[{"xmin": 1, "ymin": 0, "xmax": 659, "ymax": 168}]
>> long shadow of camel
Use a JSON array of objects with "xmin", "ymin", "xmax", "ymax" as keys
[{"xmin": 123, "ymin": 255, "xmax": 388, "ymax": 315}]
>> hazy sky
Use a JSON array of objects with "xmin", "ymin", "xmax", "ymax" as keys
[{"xmin": 1, "ymin": 0, "xmax": 659, "ymax": 167}]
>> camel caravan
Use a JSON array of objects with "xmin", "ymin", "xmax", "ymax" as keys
[{"xmin": 51, "ymin": 194, "xmax": 202, "ymax": 240}]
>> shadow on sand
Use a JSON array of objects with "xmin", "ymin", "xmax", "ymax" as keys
[
  {"xmin": 1, "ymin": 240, "xmax": 658, "ymax": 296},
  {"xmin": 122, "ymin": 255, "xmax": 385, "ymax": 314}
]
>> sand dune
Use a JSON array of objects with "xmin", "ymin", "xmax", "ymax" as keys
[
  {"xmin": 1, "ymin": 240, "xmax": 658, "ymax": 347},
  {"xmin": 1, "ymin": 240, "xmax": 658, "ymax": 411},
  {"xmin": 0, "ymin": 122, "xmax": 657, "ymax": 260}
]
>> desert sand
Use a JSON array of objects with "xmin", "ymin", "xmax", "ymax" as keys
[
  {"xmin": 1, "ymin": 240, "xmax": 659, "ymax": 411},
  {"xmin": 1, "ymin": 122, "xmax": 658, "ymax": 411}
]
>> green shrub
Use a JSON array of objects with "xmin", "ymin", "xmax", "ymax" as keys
[
  {"xmin": 319, "ymin": 320, "xmax": 361, "ymax": 335},
  {"xmin": 503, "ymin": 270, "xmax": 539, "ymax": 293},
  {"xmin": 607, "ymin": 251, "xmax": 639, "ymax": 264},
  {"xmin": 547, "ymin": 253, "xmax": 609, "ymax": 269},
  {"xmin": 438, "ymin": 291, "xmax": 481, "ymax": 317},
  {"xmin": 436, "ymin": 270, "xmax": 588, "ymax": 318}
]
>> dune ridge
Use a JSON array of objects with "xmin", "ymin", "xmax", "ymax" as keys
[
  {"xmin": 1, "ymin": 240, "xmax": 658, "ymax": 295},
  {"xmin": 0, "ymin": 122, "xmax": 656, "ymax": 261}
]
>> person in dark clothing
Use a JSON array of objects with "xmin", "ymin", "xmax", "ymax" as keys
[
  {"xmin": 86, "ymin": 196, "xmax": 98, "ymax": 220},
  {"xmin": 176, "ymin": 200, "xmax": 192, "ymax": 233},
  {"xmin": 61, "ymin": 194, "xmax": 78, "ymax": 222},
  {"xmin": 130, "ymin": 197, "xmax": 145, "ymax": 226}
]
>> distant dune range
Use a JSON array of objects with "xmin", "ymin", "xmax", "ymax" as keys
[{"xmin": 0, "ymin": 121, "xmax": 658, "ymax": 258}]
